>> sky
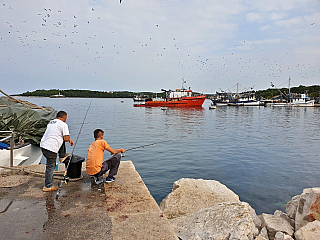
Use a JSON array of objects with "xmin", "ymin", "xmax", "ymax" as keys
[{"xmin": 1, "ymin": 0, "xmax": 319, "ymax": 95}]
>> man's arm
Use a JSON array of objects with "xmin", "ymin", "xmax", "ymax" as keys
[
  {"xmin": 106, "ymin": 146, "xmax": 126, "ymax": 155},
  {"xmin": 63, "ymin": 135, "xmax": 74, "ymax": 146}
]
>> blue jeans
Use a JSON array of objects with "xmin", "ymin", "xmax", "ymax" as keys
[{"xmin": 41, "ymin": 143, "xmax": 67, "ymax": 188}]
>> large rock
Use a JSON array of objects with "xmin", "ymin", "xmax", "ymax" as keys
[
  {"xmin": 286, "ymin": 195, "xmax": 300, "ymax": 219},
  {"xmin": 295, "ymin": 220, "xmax": 320, "ymax": 240},
  {"xmin": 174, "ymin": 201, "xmax": 259, "ymax": 240},
  {"xmin": 295, "ymin": 188, "xmax": 320, "ymax": 230},
  {"xmin": 159, "ymin": 178, "xmax": 239, "ymax": 219},
  {"xmin": 260, "ymin": 213, "xmax": 294, "ymax": 238}
]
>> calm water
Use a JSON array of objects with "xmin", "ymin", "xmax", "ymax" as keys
[{"xmin": 19, "ymin": 97, "xmax": 320, "ymax": 214}]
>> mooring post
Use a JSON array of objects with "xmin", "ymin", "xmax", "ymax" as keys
[{"xmin": 9, "ymin": 132, "xmax": 14, "ymax": 167}]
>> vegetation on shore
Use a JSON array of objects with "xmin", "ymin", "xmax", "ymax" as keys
[
  {"xmin": 255, "ymin": 85, "xmax": 320, "ymax": 99},
  {"xmin": 18, "ymin": 85, "xmax": 320, "ymax": 99},
  {"xmin": 19, "ymin": 89, "xmax": 165, "ymax": 98}
]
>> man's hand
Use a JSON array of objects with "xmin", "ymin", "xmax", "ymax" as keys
[
  {"xmin": 64, "ymin": 135, "xmax": 74, "ymax": 146},
  {"xmin": 120, "ymin": 148, "xmax": 126, "ymax": 153}
]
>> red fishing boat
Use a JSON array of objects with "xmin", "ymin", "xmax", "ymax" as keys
[{"xmin": 134, "ymin": 78, "xmax": 206, "ymax": 107}]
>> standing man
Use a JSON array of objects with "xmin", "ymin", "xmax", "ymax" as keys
[
  {"xmin": 86, "ymin": 129, "xmax": 125, "ymax": 184},
  {"xmin": 40, "ymin": 111, "xmax": 74, "ymax": 192}
]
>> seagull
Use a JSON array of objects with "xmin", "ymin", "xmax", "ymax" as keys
[{"xmin": 310, "ymin": 23, "xmax": 315, "ymax": 26}]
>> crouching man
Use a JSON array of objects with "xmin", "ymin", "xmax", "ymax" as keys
[{"xmin": 86, "ymin": 129, "xmax": 126, "ymax": 184}]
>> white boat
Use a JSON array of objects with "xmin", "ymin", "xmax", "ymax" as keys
[
  {"xmin": 0, "ymin": 132, "xmax": 42, "ymax": 168},
  {"xmin": 50, "ymin": 92, "xmax": 65, "ymax": 98},
  {"xmin": 266, "ymin": 77, "xmax": 315, "ymax": 107},
  {"xmin": 214, "ymin": 83, "xmax": 262, "ymax": 106},
  {"xmin": 0, "ymin": 144, "xmax": 42, "ymax": 168}
]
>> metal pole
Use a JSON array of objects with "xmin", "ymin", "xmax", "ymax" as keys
[{"xmin": 9, "ymin": 132, "xmax": 14, "ymax": 167}]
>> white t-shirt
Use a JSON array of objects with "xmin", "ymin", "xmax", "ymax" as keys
[{"xmin": 40, "ymin": 119, "xmax": 70, "ymax": 153}]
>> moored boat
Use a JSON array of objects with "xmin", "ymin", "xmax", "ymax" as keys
[
  {"xmin": 0, "ymin": 134, "xmax": 42, "ymax": 168},
  {"xmin": 0, "ymin": 93, "xmax": 56, "ymax": 168},
  {"xmin": 213, "ymin": 83, "xmax": 262, "ymax": 107},
  {"xmin": 266, "ymin": 77, "xmax": 315, "ymax": 107},
  {"xmin": 134, "ymin": 78, "xmax": 206, "ymax": 107},
  {"xmin": 50, "ymin": 92, "xmax": 65, "ymax": 98}
]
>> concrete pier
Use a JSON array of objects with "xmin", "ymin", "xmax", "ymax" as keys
[{"xmin": 0, "ymin": 161, "xmax": 177, "ymax": 240}]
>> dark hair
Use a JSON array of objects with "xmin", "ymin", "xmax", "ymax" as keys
[
  {"xmin": 94, "ymin": 129, "xmax": 104, "ymax": 139},
  {"xmin": 57, "ymin": 111, "xmax": 67, "ymax": 118}
]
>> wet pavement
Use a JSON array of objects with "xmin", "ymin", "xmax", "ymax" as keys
[{"xmin": 0, "ymin": 161, "xmax": 177, "ymax": 240}]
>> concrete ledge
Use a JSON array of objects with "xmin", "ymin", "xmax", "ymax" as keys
[
  {"xmin": 105, "ymin": 161, "xmax": 177, "ymax": 240},
  {"xmin": 0, "ymin": 160, "xmax": 177, "ymax": 239}
]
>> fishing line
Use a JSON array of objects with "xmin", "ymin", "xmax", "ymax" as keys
[
  {"xmin": 56, "ymin": 99, "xmax": 93, "ymax": 200},
  {"xmin": 126, "ymin": 140, "xmax": 173, "ymax": 151},
  {"xmin": 121, "ymin": 139, "xmax": 173, "ymax": 157}
]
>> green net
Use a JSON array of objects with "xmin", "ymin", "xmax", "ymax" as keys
[{"xmin": 0, "ymin": 97, "xmax": 56, "ymax": 146}]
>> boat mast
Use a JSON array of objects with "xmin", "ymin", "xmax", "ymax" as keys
[
  {"xmin": 181, "ymin": 76, "xmax": 186, "ymax": 91},
  {"xmin": 288, "ymin": 76, "xmax": 291, "ymax": 103}
]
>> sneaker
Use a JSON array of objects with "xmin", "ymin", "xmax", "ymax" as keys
[
  {"xmin": 105, "ymin": 176, "xmax": 116, "ymax": 183},
  {"xmin": 59, "ymin": 153, "xmax": 69, "ymax": 163},
  {"xmin": 91, "ymin": 176, "xmax": 103, "ymax": 185},
  {"xmin": 43, "ymin": 186, "xmax": 59, "ymax": 192}
]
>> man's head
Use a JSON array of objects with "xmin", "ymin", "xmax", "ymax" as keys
[
  {"xmin": 57, "ymin": 111, "xmax": 67, "ymax": 122},
  {"xmin": 94, "ymin": 129, "xmax": 104, "ymax": 139}
]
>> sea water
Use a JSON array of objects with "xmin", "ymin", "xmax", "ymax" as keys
[{"xmin": 19, "ymin": 97, "xmax": 320, "ymax": 214}]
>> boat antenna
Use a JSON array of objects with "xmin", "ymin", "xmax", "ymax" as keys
[{"xmin": 56, "ymin": 99, "xmax": 93, "ymax": 200}]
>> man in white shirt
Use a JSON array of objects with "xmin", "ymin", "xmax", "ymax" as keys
[{"xmin": 40, "ymin": 111, "xmax": 74, "ymax": 192}]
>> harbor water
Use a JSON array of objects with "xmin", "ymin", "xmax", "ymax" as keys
[{"xmin": 19, "ymin": 97, "xmax": 320, "ymax": 215}]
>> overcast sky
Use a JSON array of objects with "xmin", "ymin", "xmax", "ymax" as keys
[{"xmin": 1, "ymin": 0, "xmax": 319, "ymax": 95}]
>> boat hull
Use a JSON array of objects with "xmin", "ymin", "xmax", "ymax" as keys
[
  {"xmin": 138, "ymin": 95, "xmax": 206, "ymax": 107},
  {"xmin": 0, "ymin": 144, "xmax": 42, "ymax": 168}
]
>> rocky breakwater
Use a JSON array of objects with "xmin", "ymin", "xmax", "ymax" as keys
[{"xmin": 159, "ymin": 178, "xmax": 320, "ymax": 240}]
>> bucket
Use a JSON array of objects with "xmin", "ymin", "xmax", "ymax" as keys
[{"xmin": 64, "ymin": 155, "xmax": 85, "ymax": 178}]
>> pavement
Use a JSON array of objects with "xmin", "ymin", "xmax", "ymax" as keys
[{"xmin": 0, "ymin": 161, "xmax": 177, "ymax": 240}]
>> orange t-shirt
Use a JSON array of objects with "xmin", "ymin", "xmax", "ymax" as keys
[{"xmin": 86, "ymin": 139, "xmax": 110, "ymax": 175}]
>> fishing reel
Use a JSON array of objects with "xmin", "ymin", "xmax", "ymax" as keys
[{"xmin": 64, "ymin": 176, "xmax": 70, "ymax": 184}]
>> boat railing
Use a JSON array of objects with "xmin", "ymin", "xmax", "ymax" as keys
[{"xmin": 0, "ymin": 131, "xmax": 14, "ymax": 167}]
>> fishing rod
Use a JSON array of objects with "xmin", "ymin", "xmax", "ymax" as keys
[
  {"xmin": 56, "ymin": 99, "xmax": 93, "ymax": 200},
  {"xmin": 122, "ymin": 139, "xmax": 173, "ymax": 157}
]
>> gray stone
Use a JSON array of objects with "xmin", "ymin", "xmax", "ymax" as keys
[
  {"xmin": 295, "ymin": 188, "xmax": 320, "ymax": 231},
  {"xmin": 295, "ymin": 220, "xmax": 320, "ymax": 240},
  {"xmin": 274, "ymin": 231, "xmax": 294, "ymax": 240},
  {"xmin": 286, "ymin": 195, "xmax": 300, "ymax": 220},
  {"xmin": 159, "ymin": 178, "xmax": 240, "ymax": 219},
  {"xmin": 258, "ymin": 227, "xmax": 269, "ymax": 240},
  {"xmin": 255, "ymin": 236, "xmax": 268, "ymax": 240},
  {"xmin": 274, "ymin": 210, "xmax": 295, "ymax": 228},
  {"xmin": 174, "ymin": 201, "xmax": 259, "ymax": 240},
  {"xmin": 260, "ymin": 213, "xmax": 294, "ymax": 238}
]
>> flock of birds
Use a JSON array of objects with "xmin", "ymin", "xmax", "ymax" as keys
[{"xmin": 0, "ymin": 2, "xmax": 318, "ymax": 91}]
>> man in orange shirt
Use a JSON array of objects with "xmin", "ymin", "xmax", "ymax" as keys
[{"xmin": 86, "ymin": 129, "xmax": 126, "ymax": 184}]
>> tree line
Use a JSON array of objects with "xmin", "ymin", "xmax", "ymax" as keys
[
  {"xmin": 18, "ymin": 85, "xmax": 320, "ymax": 99},
  {"xmin": 19, "ymin": 89, "xmax": 165, "ymax": 98},
  {"xmin": 255, "ymin": 85, "xmax": 320, "ymax": 99}
]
